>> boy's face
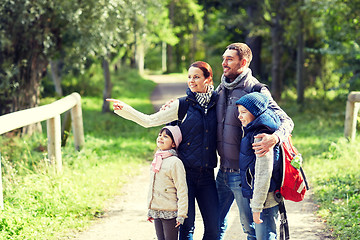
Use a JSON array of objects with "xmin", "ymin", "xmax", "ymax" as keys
[{"xmin": 237, "ymin": 105, "xmax": 255, "ymax": 127}]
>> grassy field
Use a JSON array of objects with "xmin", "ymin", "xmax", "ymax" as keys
[
  {"xmin": 0, "ymin": 69, "xmax": 359, "ymax": 239},
  {"xmin": 282, "ymin": 92, "xmax": 360, "ymax": 239},
  {"xmin": 0, "ymin": 69, "xmax": 161, "ymax": 239}
]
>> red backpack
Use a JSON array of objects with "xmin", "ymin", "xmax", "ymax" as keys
[
  {"xmin": 277, "ymin": 135, "xmax": 310, "ymax": 240},
  {"xmin": 279, "ymin": 135, "xmax": 309, "ymax": 202}
]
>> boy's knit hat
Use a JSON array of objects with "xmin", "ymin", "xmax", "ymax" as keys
[
  {"xmin": 236, "ymin": 92, "xmax": 269, "ymax": 118},
  {"xmin": 162, "ymin": 125, "xmax": 182, "ymax": 149}
]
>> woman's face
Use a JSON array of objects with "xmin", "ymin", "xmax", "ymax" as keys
[{"xmin": 187, "ymin": 66, "xmax": 210, "ymax": 93}]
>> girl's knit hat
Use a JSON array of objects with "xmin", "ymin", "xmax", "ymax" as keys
[
  {"xmin": 236, "ymin": 92, "xmax": 269, "ymax": 118},
  {"xmin": 162, "ymin": 125, "xmax": 182, "ymax": 149}
]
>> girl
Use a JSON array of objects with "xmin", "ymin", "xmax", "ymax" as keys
[
  {"xmin": 148, "ymin": 125, "xmax": 188, "ymax": 240},
  {"xmin": 107, "ymin": 61, "xmax": 219, "ymax": 239}
]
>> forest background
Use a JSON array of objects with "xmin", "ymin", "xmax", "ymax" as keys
[{"xmin": 0, "ymin": 0, "xmax": 359, "ymax": 239}]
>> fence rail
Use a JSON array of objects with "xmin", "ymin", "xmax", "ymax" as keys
[
  {"xmin": 344, "ymin": 91, "xmax": 360, "ymax": 141},
  {"xmin": 0, "ymin": 92, "xmax": 84, "ymax": 209}
]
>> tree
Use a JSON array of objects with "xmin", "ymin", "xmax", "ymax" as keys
[
  {"xmin": 308, "ymin": 0, "xmax": 360, "ymax": 92},
  {"xmin": 165, "ymin": 0, "xmax": 204, "ymax": 73},
  {"xmin": 0, "ymin": 0, "xmax": 147, "ymax": 132}
]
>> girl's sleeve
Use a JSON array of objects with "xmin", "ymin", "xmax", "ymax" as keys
[
  {"xmin": 251, "ymin": 137, "xmax": 273, "ymax": 213},
  {"xmin": 114, "ymin": 100, "xmax": 180, "ymax": 128},
  {"xmin": 171, "ymin": 159, "xmax": 188, "ymax": 221}
]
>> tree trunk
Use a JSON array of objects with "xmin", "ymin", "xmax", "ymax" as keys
[
  {"xmin": 246, "ymin": 36, "xmax": 262, "ymax": 78},
  {"xmin": 162, "ymin": 41, "xmax": 167, "ymax": 73},
  {"xmin": 190, "ymin": 26, "xmax": 198, "ymax": 64},
  {"xmin": 245, "ymin": 2, "xmax": 263, "ymax": 79},
  {"xmin": 271, "ymin": 16, "xmax": 283, "ymax": 101},
  {"xmin": 136, "ymin": 36, "xmax": 145, "ymax": 75},
  {"xmin": 166, "ymin": 0, "xmax": 175, "ymax": 73},
  {"xmin": 18, "ymin": 53, "xmax": 48, "ymax": 135},
  {"xmin": 61, "ymin": 110, "xmax": 72, "ymax": 147},
  {"xmin": 50, "ymin": 59, "xmax": 63, "ymax": 97},
  {"xmin": 102, "ymin": 58, "xmax": 112, "ymax": 113},
  {"xmin": 296, "ymin": 13, "xmax": 305, "ymax": 104}
]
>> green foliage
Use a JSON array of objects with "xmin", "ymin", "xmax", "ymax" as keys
[
  {"xmin": 306, "ymin": 0, "xmax": 360, "ymax": 92},
  {"xmin": 280, "ymin": 91, "xmax": 360, "ymax": 239},
  {"xmin": 0, "ymin": 68, "xmax": 159, "ymax": 239}
]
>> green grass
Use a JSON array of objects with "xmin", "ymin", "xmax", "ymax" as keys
[
  {"xmin": 1, "ymin": 69, "xmax": 360, "ymax": 239},
  {"xmin": 0, "ymin": 68, "xmax": 160, "ymax": 239},
  {"xmin": 280, "ymin": 92, "xmax": 360, "ymax": 240}
]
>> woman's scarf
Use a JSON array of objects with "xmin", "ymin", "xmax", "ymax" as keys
[
  {"xmin": 221, "ymin": 68, "xmax": 251, "ymax": 90},
  {"xmin": 195, "ymin": 85, "xmax": 214, "ymax": 112},
  {"xmin": 151, "ymin": 149, "xmax": 177, "ymax": 173}
]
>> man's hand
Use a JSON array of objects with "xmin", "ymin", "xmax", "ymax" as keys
[
  {"xmin": 175, "ymin": 221, "xmax": 181, "ymax": 228},
  {"xmin": 106, "ymin": 98, "xmax": 124, "ymax": 110},
  {"xmin": 252, "ymin": 133, "xmax": 279, "ymax": 157},
  {"xmin": 160, "ymin": 99, "xmax": 175, "ymax": 111},
  {"xmin": 253, "ymin": 212, "xmax": 263, "ymax": 224}
]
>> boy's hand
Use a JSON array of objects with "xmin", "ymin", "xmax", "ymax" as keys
[
  {"xmin": 147, "ymin": 217, "xmax": 154, "ymax": 223},
  {"xmin": 253, "ymin": 212, "xmax": 263, "ymax": 224},
  {"xmin": 253, "ymin": 133, "xmax": 279, "ymax": 157},
  {"xmin": 106, "ymin": 98, "xmax": 124, "ymax": 110}
]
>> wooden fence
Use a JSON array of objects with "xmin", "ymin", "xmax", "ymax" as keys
[
  {"xmin": 0, "ymin": 92, "xmax": 85, "ymax": 210},
  {"xmin": 344, "ymin": 91, "xmax": 360, "ymax": 141}
]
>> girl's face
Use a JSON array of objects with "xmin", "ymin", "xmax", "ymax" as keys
[
  {"xmin": 157, "ymin": 131, "xmax": 175, "ymax": 151},
  {"xmin": 187, "ymin": 66, "xmax": 210, "ymax": 93},
  {"xmin": 237, "ymin": 105, "xmax": 255, "ymax": 127}
]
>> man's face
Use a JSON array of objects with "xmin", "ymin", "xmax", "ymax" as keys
[{"xmin": 222, "ymin": 49, "xmax": 243, "ymax": 81}]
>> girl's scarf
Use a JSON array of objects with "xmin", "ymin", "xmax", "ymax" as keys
[
  {"xmin": 151, "ymin": 149, "xmax": 177, "ymax": 173},
  {"xmin": 221, "ymin": 68, "xmax": 251, "ymax": 90},
  {"xmin": 195, "ymin": 85, "xmax": 214, "ymax": 113}
]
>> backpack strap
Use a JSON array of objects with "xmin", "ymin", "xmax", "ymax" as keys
[
  {"xmin": 279, "ymin": 201, "xmax": 290, "ymax": 240},
  {"xmin": 178, "ymin": 96, "xmax": 189, "ymax": 122},
  {"xmin": 300, "ymin": 167, "xmax": 310, "ymax": 190},
  {"xmin": 252, "ymin": 83, "xmax": 269, "ymax": 92},
  {"xmin": 167, "ymin": 96, "xmax": 189, "ymax": 126}
]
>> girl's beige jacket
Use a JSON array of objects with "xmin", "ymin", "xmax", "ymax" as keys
[{"xmin": 147, "ymin": 155, "xmax": 188, "ymax": 219}]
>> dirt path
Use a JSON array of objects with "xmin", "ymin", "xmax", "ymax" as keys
[{"xmin": 73, "ymin": 75, "xmax": 334, "ymax": 240}]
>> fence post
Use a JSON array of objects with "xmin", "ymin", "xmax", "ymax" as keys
[
  {"xmin": 47, "ymin": 115, "xmax": 62, "ymax": 172},
  {"xmin": 71, "ymin": 93, "xmax": 85, "ymax": 151},
  {"xmin": 0, "ymin": 152, "xmax": 3, "ymax": 210},
  {"xmin": 344, "ymin": 91, "xmax": 360, "ymax": 141}
]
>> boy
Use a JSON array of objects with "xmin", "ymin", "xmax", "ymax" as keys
[{"xmin": 236, "ymin": 92, "xmax": 283, "ymax": 240}]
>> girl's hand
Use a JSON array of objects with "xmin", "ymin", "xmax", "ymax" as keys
[
  {"xmin": 253, "ymin": 212, "xmax": 263, "ymax": 224},
  {"xmin": 106, "ymin": 98, "xmax": 124, "ymax": 110},
  {"xmin": 147, "ymin": 217, "xmax": 154, "ymax": 223},
  {"xmin": 175, "ymin": 221, "xmax": 181, "ymax": 228}
]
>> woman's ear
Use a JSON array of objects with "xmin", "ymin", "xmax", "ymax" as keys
[
  {"xmin": 204, "ymin": 77, "xmax": 212, "ymax": 86},
  {"xmin": 172, "ymin": 142, "xmax": 176, "ymax": 149}
]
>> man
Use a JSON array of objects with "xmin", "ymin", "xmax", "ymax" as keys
[{"xmin": 216, "ymin": 43, "xmax": 294, "ymax": 239}]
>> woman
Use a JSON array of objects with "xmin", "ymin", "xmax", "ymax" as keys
[{"xmin": 107, "ymin": 61, "xmax": 219, "ymax": 240}]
